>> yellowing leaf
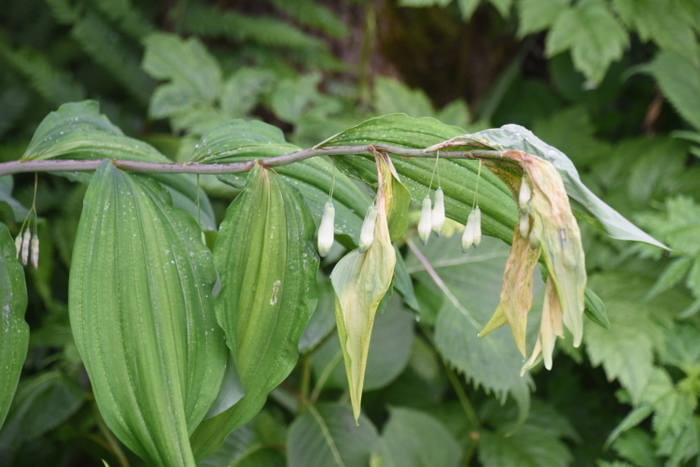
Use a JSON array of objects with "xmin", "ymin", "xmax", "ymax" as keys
[
  {"xmin": 330, "ymin": 155, "xmax": 397, "ymax": 422},
  {"xmin": 69, "ymin": 161, "xmax": 227, "ymax": 466}
]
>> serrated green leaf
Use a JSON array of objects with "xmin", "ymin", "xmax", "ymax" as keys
[
  {"xmin": 584, "ymin": 274, "xmax": 669, "ymax": 403},
  {"xmin": 69, "ymin": 161, "xmax": 228, "ymax": 466},
  {"xmin": 635, "ymin": 196, "xmax": 700, "ymax": 255},
  {"xmin": 406, "ymin": 235, "xmax": 534, "ymax": 411},
  {"xmin": 0, "ymin": 223, "xmax": 29, "ymax": 429},
  {"xmin": 220, "ymin": 67, "xmax": 275, "ymax": 119},
  {"xmin": 191, "ymin": 164, "xmax": 319, "ymax": 459},
  {"xmin": 316, "ymin": 114, "xmax": 518, "ymax": 244},
  {"xmin": 330, "ymin": 190, "xmax": 396, "ymax": 421},
  {"xmin": 20, "ymin": 100, "xmax": 216, "ymax": 230},
  {"xmin": 270, "ymin": 73, "xmax": 321, "ymax": 123},
  {"xmin": 646, "ymin": 256, "xmax": 693, "ymax": 300},
  {"xmin": 142, "ymin": 32, "xmax": 222, "ymax": 108},
  {"xmin": 517, "ymin": 0, "xmax": 570, "ymax": 36},
  {"xmin": 488, "ymin": 0, "xmax": 513, "ymax": 17},
  {"xmin": 287, "ymin": 403, "xmax": 380, "ymax": 467},
  {"xmin": 611, "ymin": 428, "xmax": 657, "ymax": 467},
  {"xmin": 374, "ymin": 76, "xmax": 434, "ymax": 118},
  {"xmin": 311, "ymin": 295, "xmax": 414, "ymax": 392},
  {"xmin": 433, "ymin": 124, "xmax": 667, "ymax": 249},
  {"xmin": 546, "ymin": 0, "xmax": 628, "ymax": 85},
  {"xmin": 611, "ymin": 0, "xmax": 700, "ymax": 62},
  {"xmin": 382, "ymin": 407, "xmax": 461, "ymax": 467}
]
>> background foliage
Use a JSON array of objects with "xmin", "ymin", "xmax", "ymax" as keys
[{"xmin": 1, "ymin": 0, "xmax": 700, "ymax": 466}]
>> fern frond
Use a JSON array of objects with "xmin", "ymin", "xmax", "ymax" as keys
[
  {"xmin": 270, "ymin": 0, "xmax": 349, "ymax": 38},
  {"xmin": 92, "ymin": 0, "xmax": 155, "ymax": 38},
  {"xmin": 71, "ymin": 13, "xmax": 155, "ymax": 104},
  {"xmin": 182, "ymin": 5, "xmax": 325, "ymax": 50},
  {"xmin": 0, "ymin": 43, "xmax": 86, "ymax": 105}
]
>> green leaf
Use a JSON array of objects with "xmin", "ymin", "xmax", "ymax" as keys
[
  {"xmin": 316, "ymin": 114, "xmax": 518, "ymax": 244},
  {"xmin": 21, "ymin": 100, "xmax": 216, "ymax": 230},
  {"xmin": 69, "ymin": 161, "xmax": 228, "ymax": 466},
  {"xmin": 330, "ymin": 194, "xmax": 396, "ymax": 421},
  {"xmin": 142, "ymin": 32, "xmax": 222, "ymax": 113},
  {"xmin": 584, "ymin": 286, "xmax": 609, "ymax": 329},
  {"xmin": 611, "ymin": 0, "xmax": 700, "ymax": 62},
  {"xmin": 0, "ymin": 177, "xmax": 29, "ymax": 222},
  {"xmin": 374, "ymin": 76, "xmax": 434, "ymax": 118},
  {"xmin": 220, "ymin": 67, "xmax": 275, "ymax": 119},
  {"xmin": 642, "ymin": 49, "xmax": 700, "ymax": 132},
  {"xmin": 287, "ymin": 403, "xmax": 381, "ymax": 467},
  {"xmin": 270, "ymin": 73, "xmax": 322, "ymax": 123},
  {"xmin": 488, "ymin": 0, "xmax": 513, "ymax": 17},
  {"xmin": 0, "ymin": 372, "xmax": 84, "ymax": 459},
  {"xmin": 584, "ymin": 273, "xmax": 669, "ymax": 403},
  {"xmin": 406, "ymin": 235, "xmax": 534, "ymax": 412},
  {"xmin": 311, "ymin": 295, "xmax": 415, "ymax": 392},
  {"xmin": 457, "ymin": 0, "xmax": 480, "ymax": 19},
  {"xmin": 517, "ymin": 0, "xmax": 570, "ymax": 36},
  {"xmin": 0, "ymin": 223, "xmax": 29, "ymax": 428},
  {"xmin": 191, "ymin": 164, "xmax": 319, "ymax": 459},
  {"xmin": 545, "ymin": 0, "xmax": 628, "ymax": 85},
  {"xmin": 433, "ymin": 124, "xmax": 667, "ymax": 249},
  {"xmin": 199, "ymin": 411, "xmax": 286, "ymax": 467},
  {"xmin": 381, "ymin": 407, "xmax": 461, "ymax": 467},
  {"xmin": 645, "ymin": 256, "xmax": 693, "ymax": 300},
  {"xmin": 299, "ymin": 278, "xmax": 337, "ymax": 353}
]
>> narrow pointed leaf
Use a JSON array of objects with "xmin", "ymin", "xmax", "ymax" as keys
[
  {"xmin": 191, "ymin": 164, "xmax": 319, "ymax": 459},
  {"xmin": 316, "ymin": 114, "xmax": 518, "ymax": 243},
  {"xmin": 330, "ymin": 159, "xmax": 397, "ymax": 422},
  {"xmin": 69, "ymin": 161, "xmax": 227, "ymax": 466},
  {"xmin": 0, "ymin": 223, "xmax": 29, "ymax": 428},
  {"xmin": 429, "ymin": 124, "xmax": 667, "ymax": 249},
  {"xmin": 21, "ymin": 100, "xmax": 216, "ymax": 230}
]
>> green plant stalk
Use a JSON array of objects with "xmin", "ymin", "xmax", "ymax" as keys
[{"xmin": 0, "ymin": 146, "xmax": 503, "ymax": 176}]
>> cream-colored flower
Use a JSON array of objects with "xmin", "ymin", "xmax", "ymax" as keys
[
  {"xmin": 317, "ymin": 201, "xmax": 335, "ymax": 257},
  {"xmin": 432, "ymin": 188, "xmax": 445, "ymax": 235},
  {"xmin": 418, "ymin": 196, "xmax": 432, "ymax": 245},
  {"xmin": 358, "ymin": 204, "xmax": 378, "ymax": 253},
  {"xmin": 461, "ymin": 207, "xmax": 481, "ymax": 251}
]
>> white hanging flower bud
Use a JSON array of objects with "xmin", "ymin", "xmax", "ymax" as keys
[
  {"xmin": 519, "ymin": 213, "xmax": 530, "ymax": 238},
  {"xmin": 21, "ymin": 229, "xmax": 31, "ymax": 266},
  {"xmin": 14, "ymin": 233, "xmax": 22, "ymax": 260},
  {"xmin": 30, "ymin": 233, "xmax": 39, "ymax": 269},
  {"xmin": 462, "ymin": 207, "xmax": 482, "ymax": 251},
  {"xmin": 431, "ymin": 188, "xmax": 445, "ymax": 235},
  {"xmin": 418, "ymin": 196, "xmax": 432, "ymax": 245},
  {"xmin": 519, "ymin": 177, "xmax": 532, "ymax": 211},
  {"xmin": 358, "ymin": 204, "xmax": 377, "ymax": 253},
  {"xmin": 317, "ymin": 201, "xmax": 335, "ymax": 257}
]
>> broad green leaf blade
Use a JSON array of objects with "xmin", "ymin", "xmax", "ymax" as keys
[
  {"xmin": 0, "ymin": 177, "xmax": 29, "ymax": 222},
  {"xmin": 382, "ymin": 407, "xmax": 461, "ymax": 467},
  {"xmin": 433, "ymin": 124, "xmax": 667, "ymax": 249},
  {"xmin": 316, "ymin": 114, "xmax": 518, "ymax": 244},
  {"xmin": 406, "ymin": 235, "xmax": 534, "ymax": 412},
  {"xmin": 330, "ymin": 174, "xmax": 397, "ymax": 421},
  {"xmin": 545, "ymin": 0, "xmax": 628, "ymax": 85},
  {"xmin": 193, "ymin": 119, "xmax": 371, "ymax": 240},
  {"xmin": 69, "ymin": 161, "xmax": 227, "ymax": 466},
  {"xmin": 287, "ymin": 403, "xmax": 380, "ymax": 467},
  {"xmin": 311, "ymin": 295, "xmax": 414, "ymax": 392},
  {"xmin": 192, "ymin": 164, "xmax": 319, "ymax": 459},
  {"xmin": 0, "ymin": 223, "xmax": 29, "ymax": 428},
  {"xmin": 21, "ymin": 100, "xmax": 216, "ymax": 230}
]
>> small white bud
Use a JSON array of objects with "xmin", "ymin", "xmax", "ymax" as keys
[
  {"xmin": 30, "ymin": 234, "xmax": 39, "ymax": 269},
  {"xmin": 21, "ymin": 229, "xmax": 31, "ymax": 266},
  {"xmin": 519, "ymin": 213, "xmax": 530, "ymax": 238},
  {"xmin": 418, "ymin": 196, "xmax": 432, "ymax": 245},
  {"xmin": 358, "ymin": 204, "xmax": 377, "ymax": 253},
  {"xmin": 519, "ymin": 178, "xmax": 532, "ymax": 211},
  {"xmin": 462, "ymin": 207, "xmax": 482, "ymax": 251},
  {"xmin": 14, "ymin": 234, "xmax": 22, "ymax": 260},
  {"xmin": 317, "ymin": 201, "xmax": 335, "ymax": 257},
  {"xmin": 431, "ymin": 188, "xmax": 445, "ymax": 235}
]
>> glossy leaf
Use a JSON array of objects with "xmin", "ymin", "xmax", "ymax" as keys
[
  {"xmin": 330, "ymin": 156, "xmax": 397, "ymax": 422},
  {"xmin": 430, "ymin": 124, "xmax": 667, "ymax": 249},
  {"xmin": 381, "ymin": 407, "xmax": 461, "ymax": 467},
  {"xmin": 193, "ymin": 119, "xmax": 371, "ymax": 240},
  {"xmin": 20, "ymin": 100, "xmax": 216, "ymax": 230},
  {"xmin": 287, "ymin": 403, "xmax": 380, "ymax": 467},
  {"xmin": 69, "ymin": 161, "xmax": 227, "ymax": 466},
  {"xmin": 316, "ymin": 114, "xmax": 518, "ymax": 244},
  {"xmin": 191, "ymin": 164, "xmax": 319, "ymax": 459},
  {"xmin": 0, "ymin": 222, "xmax": 29, "ymax": 428}
]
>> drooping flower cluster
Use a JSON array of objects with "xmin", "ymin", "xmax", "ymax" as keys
[{"xmin": 15, "ymin": 228, "xmax": 39, "ymax": 269}]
